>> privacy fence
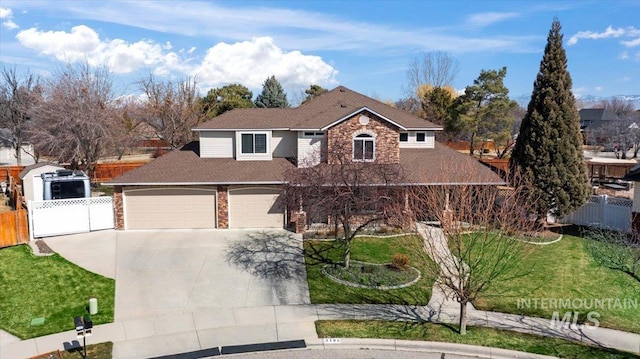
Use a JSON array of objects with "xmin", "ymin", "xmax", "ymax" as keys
[{"xmin": 559, "ymin": 195, "xmax": 632, "ymax": 233}]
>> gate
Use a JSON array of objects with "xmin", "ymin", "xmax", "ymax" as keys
[{"xmin": 29, "ymin": 197, "xmax": 114, "ymax": 238}]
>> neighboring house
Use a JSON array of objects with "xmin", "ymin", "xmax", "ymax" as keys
[
  {"xmin": 106, "ymin": 86, "xmax": 502, "ymax": 231},
  {"xmin": 579, "ymin": 108, "xmax": 620, "ymax": 132}
]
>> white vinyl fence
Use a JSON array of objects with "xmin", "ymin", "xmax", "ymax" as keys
[
  {"xmin": 28, "ymin": 197, "xmax": 114, "ymax": 238},
  {"xmin": 558, "ymin": 195, "xmax": 632, "ymax": 233}
]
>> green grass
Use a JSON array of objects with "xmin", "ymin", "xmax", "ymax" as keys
[
  {"xmin": 316, "ymin": 320, "xmax": 638, "ymax": 359},
  {"xmin": 305, "ymin": 235, "xmax": 437, "ymax": 305},
  {"xmin": 0, "ymin": 245, "xmax": 115, "ymax": 339},
  {"xmin": 474, "ymin": 234, "xmax": 640, "ymax": 334}
]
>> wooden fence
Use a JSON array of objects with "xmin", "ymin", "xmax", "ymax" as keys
[
  {"xmin": 89, "ymin": 162, "xmax": 147, "ymax": 183},
  {"xmin": 1, "ymin": 161, "xmax": 147, "ymax": 185},
  {"xmin": 0, "ymin": 209, "xmax": 29, "ymax": 248}
]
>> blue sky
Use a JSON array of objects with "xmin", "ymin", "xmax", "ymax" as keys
[{"xmin": 0, "ymin": 0, "xmax": 638, "ymax": 104}]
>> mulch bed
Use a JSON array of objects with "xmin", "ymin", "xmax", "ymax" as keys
[{"xmin": 34, "ymin": 240, "xmax": 55, "ymax": 254}]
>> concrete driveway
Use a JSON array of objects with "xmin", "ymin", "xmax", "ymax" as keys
[{"xmin": 45, "ymin": 229, "xmax": 310, "ymax": 321}]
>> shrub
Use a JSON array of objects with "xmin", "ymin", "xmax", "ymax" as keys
[{"xmin": 391, "ymin": 253, "xmax": 410, "ymax": 270}]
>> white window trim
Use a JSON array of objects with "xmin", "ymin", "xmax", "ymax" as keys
[
  {"xmin": 353, "ymin": 133, "xmax": 376, "ymax": 162},
  {"xmin": 239, "ymin": 131, "xmax": 270, "ymax": 154},
  {"xmin": 416, "ymin": 132, "xmax": 426, "ymax": 142},
  {"xmin": 399, "ymin": 132, "xmax": 409, "ymax": 142}
]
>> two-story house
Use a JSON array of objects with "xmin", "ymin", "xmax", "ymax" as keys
[{"xmin": 107, "ymin": 86, "xmax": 501, "ymax": 231}]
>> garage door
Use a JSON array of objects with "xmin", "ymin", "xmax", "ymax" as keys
[
  {"xmin": 228, "ymin": 187, "xmax": 284, "ymax": 228},
  {"xmin": 124, "ymin": 188, "xmax": 216, "ymax": 229}
]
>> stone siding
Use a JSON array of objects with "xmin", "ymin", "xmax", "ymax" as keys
[
  {"xmin": 217, "ymin": 185, "xmax": 229, "ymax": 229},
  {"xmin": 327, "ymin": 110, "xmax": 400, "ymax": 164},
  {"xmin": 113, "ymin": 186, "xmax": 124, "ymax": 230}
]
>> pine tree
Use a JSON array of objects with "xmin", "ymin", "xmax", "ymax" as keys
[
  {"xmin": 254, "ymin": 75, "xmax": 289, "ymax": 108},
  {"xmin": 509, "ymin": 19, "xmax": 590, "ymax": 221}
]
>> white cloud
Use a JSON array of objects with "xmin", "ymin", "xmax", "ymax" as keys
[
  {"xmin": 2, "ymin": 19, "xmax": 18, "ymax": 29},
  {"xmin": 620, "ymin": 51, "xmax": 629, "ymax": 60},
  {"xmin": 193, "ymin": 37, "xmax": 337, "ymax": 91},
  {"xmin": 466, "ymin": 12, "xmax": 519, "ymax": 28},
  {"xmin": 594, "ymin": 86, "xmax": 603, "ymax": 91},
  {"xmin": 621, "ymin": 37, "xmax": 640, "ymax": 48},
  {"xmin": 0, "ymin": 7, "xmax": 12, "ymax": 18},
  {"xmin": 568, "ymin": 25, "xmax": 640, "ymax": 47},
  {"xmin": 1, "ymin": 6, "xmax": 18, "ymax": 29},
  {"xmin": 15, "ymin": 25, "xmax": 188, "ymax": 73},
  {"xmin": 13, "ymin": 23, "xmax": 337, "ymax": 91}
]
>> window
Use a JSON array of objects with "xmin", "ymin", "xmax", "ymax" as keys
[
  {"xmin": 303, "ymin": 131, "xmax": 324, "ymax": 137},
  {"xmin": 399, "ymin": 133, "xmax": 408, "ymax": 142},
  {"xmin": 416, "ymin": 132, "xmax": 426, "ymax": 142},
  {"xmin": 354, "ymin": 134, "xmax": 374, "ymax": 161},
  {"xmin": 241, "ymin": 133, "xmax": 267, "ymax": 154}
]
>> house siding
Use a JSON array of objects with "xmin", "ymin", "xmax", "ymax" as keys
[
  {"xmin": 399, "ymin": 131, "xmax": 435, "ymax": 149},
  {"xmin": 199, "ymin": 131, "xmax": 234, "ymax": 158},
  {"xmin": 297, "ymin": 132, "xmax": 325, "ymax": 167},
  {"xmin": 272, "ymin": 130, "xmax": 297, "ymax": 158},
  {"xmin": 327, "ymin": 110, "xmax": 399, "ymax": 164}
]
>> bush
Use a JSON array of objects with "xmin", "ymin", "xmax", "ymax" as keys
[{"xmin": 391, "ymin": 253, "xmax": 410, "ymax": 270}]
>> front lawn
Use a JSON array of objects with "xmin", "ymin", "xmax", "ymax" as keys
[
  {"xmin": 316, "ymin": 320, "xmax": 637, "ymax": 358},
  {"xmin": 305, "ymin": 235, "xmax": 437, "ymax": 305},
  {"xmin": 0, "ymin": 245, "xmax": 115, "ymax": 339},
  {"xmin": 474, "ymin": 234, "xmax": 640, "ymax": 333}
]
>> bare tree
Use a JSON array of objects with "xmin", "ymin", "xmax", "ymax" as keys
[
  {"xmin": 138, "ymin": 74, "xmax": 208, "ymax": 149},
  {"xmin": 405, "ymin": 51, "xmax": 459, "ymax": 99},
  {"xmin": 409, "ymin": 172, "xmax": 537, "ymax": 334},
  {"xmin": 0, "ymin": 67, "xmax": 41, "ymax": 165},
  {"xmin": 283, "ymin": 143, "xmax": 407, "ymax": 268},
  {"xmin": 599, "ymin": 98, "xmax": 636, "ymax": 117},
  {"xmin": 32, "ymin": 62, "xmax": 117, "ymax": 172},
  {"xmin": 587, "ymin": 116, "xmax": 639, "ymax": 159}
]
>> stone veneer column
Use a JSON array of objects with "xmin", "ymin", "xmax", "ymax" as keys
[
  {"xmin": 294, "ymin": 211, "xmax": 307, "ymax": 234},
  {"xmin": 217, "ymin": 185, "xmax": 229, "ymax": 229},
  {"xmin": 113, "ymin": 186, "xmax": 124, "ymax": 230}
]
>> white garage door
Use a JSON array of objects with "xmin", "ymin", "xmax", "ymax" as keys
[
  {"xmin": 124, "ymin": 188, "xmax": 216, "ymax": 229},
  {"xmin": 228, "ymin": 187, "xmax": 284, "ymax": 228}
]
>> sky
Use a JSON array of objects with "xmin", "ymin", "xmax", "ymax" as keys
[{"xmin": 0, "ymin": 0, "xmax": 638, "ymax": 104}]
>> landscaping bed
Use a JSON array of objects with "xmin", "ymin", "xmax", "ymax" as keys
[
  {"xmin": 322, "ymin": 260, "xmax": 421, "ymax": 290},
  {"xmin": 316, "ymin": 320, "xmax": 637, "ymax": 359},
  {"xmin": 0, "ymin": 245, "xmax": 115, "ymax": 339},
  {"xmin": 304, "ymin": 236, "xmax": 436, "ymax": 305}
]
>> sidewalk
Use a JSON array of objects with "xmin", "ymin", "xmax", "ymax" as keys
[
  {"xmin": 0, "ymin": 304, "xmax": 559, "ymax": 359},
  {"xmin": 2, "ymin": 303, "xmax": 638, "ymax": 358}
]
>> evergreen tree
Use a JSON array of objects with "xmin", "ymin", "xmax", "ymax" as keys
[
  {"xmin": 201, "ymin": 83, "xmax": 253, "ymax": 117},
  {"xmin": 301, "ymin": 84, "xmax": 328, "ymax": 104},
  {"xmin": 509, "ymin": 19, "xmax": 590, "ymax": 221},
  {"xmin": 447, "ymin": 67, "xmax": 516, "ymax": 156},
  {"xmin": 254, "ymin": 75, "xmax": 289, "ymax": 108}
]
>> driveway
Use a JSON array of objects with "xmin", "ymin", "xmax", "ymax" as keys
[{"xmin": 45, "ymin": 229, "xmax": 310, "ymax": 321}]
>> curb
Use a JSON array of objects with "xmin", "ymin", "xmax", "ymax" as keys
[{"xmin": 305, "ymin": 337, "xmax": 557, "ymax": 359}]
